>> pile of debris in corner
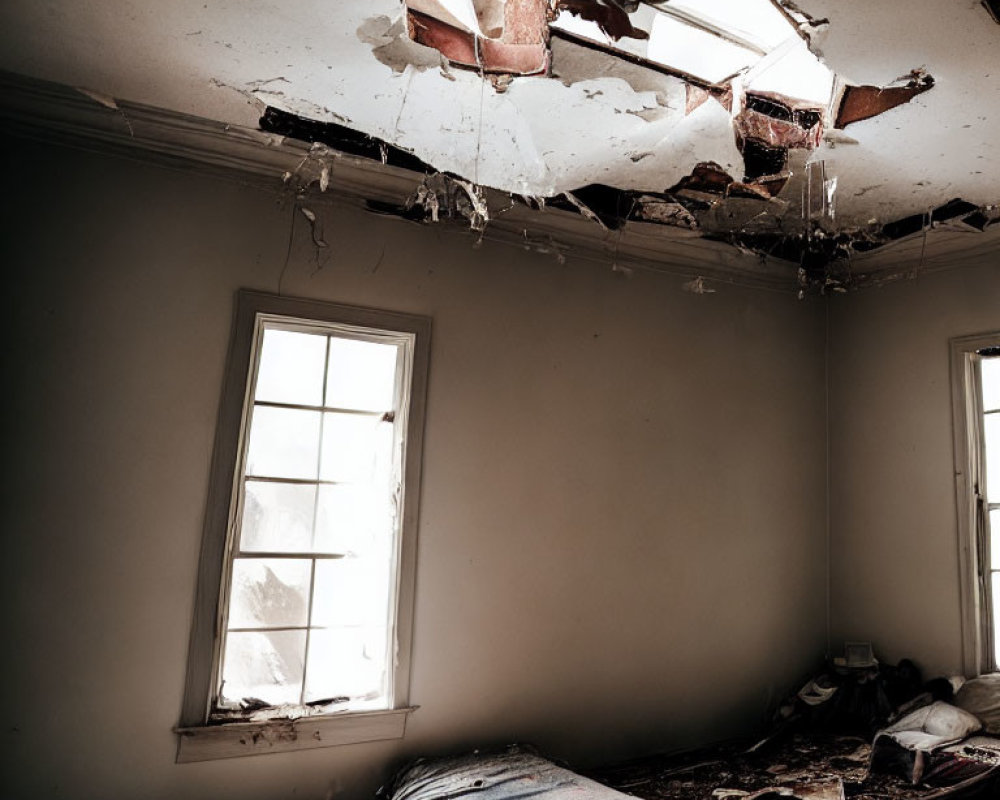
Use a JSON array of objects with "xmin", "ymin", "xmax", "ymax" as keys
[{"xmin": 588, "ymin": 648, "xmax": 1000, "ymax": 799}]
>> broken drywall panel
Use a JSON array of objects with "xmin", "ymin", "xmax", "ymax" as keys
[
  {"xmin": 610, "ymin": 96, "xmax": 745, "ymax": 194},
  {"xmin": 393, "ymin": 64, "xmax": 551, "ymax": 194},
  {"xmin": 403, "ymin": 1, "xmax": 550, "ymax": 74},
  {"xmin": 984, "ymin": 1, "xmax": 1000, "ymax": 24},
  {"xmin": 343, "ymin": 3, "xmax": 942, "ymax": 212},
  {"xmin": 490, "ymin": 75, "xmax": 665, "ymax": 194},
  {"xmin": 548, "ymin": 35, "xmax": 688, "ymax": 106},
  {"xmin": 250, "ymin": 2, "xmax": 991, "ymax": 262},
  {"xmin": 357, "ymin": 14, "xmax": 451, "ymax": 73},
  {"xmin": 834, "ymin": 70, "xmax": 935, "ymax": 128}
]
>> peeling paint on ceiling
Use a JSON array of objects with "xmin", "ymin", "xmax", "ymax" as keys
[{"xmin": 0, "ymin": 0, "xmax": 997, "ymax": 288}]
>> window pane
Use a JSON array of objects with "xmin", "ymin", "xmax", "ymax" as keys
[
  {"xmin": 221, "ymin": 630, "xmax": 306, "ymax": 706},
  {"xmin": 326, "ymin": 338, "xmax": 398, "ymax": 412},
  {"xmin": 992, "ymin": 509, "xmax": 1000, "ymax": 570},
  {"xmin": 228, "ymin": 559, "xmax": 312, "ymax": 629},
  {"xmin": 983, "ymin": 357, "xmax": 1000, "ymax": 413},
  {"xmin": 311, "ymin": 558, "xmax": 391, "ymax": 628},
  {"xmin": 255, "ymin": 329, "xmax": 327, "ymax": 406},
  {"xmin": 240, "ymin": 481, "xmax": 316, "ymax": 553},
  {"xmin": 303, "ymin": 627, "xmax": 388, "ymax": 703},
  {"xmin": 985, "ymin": 413, "xmax": 1000, "ymax": 502},
  {"xmin": 320, "ymin": 413, "xmax": 393, "ymax": 483},
  {"xmin": 245, "ymin": 406, "xmax": 321, "ymax": 480},
  {"xmin": 315, "ymin": 484, "xmax": 393, "ymax": 555},
  {"xmin": 994, "ymin": 572, "xmax": 1000, "ymax": 669}
]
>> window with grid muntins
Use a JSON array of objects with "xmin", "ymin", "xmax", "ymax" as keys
[
  {"xmin": 178, "ymin": 293, "xmax": 428, "ymax": 760},
  {"xmin": 980, "ymin": 355, "xmax": 1000, "ymax": 667},
  {"xmin": 215, "ymin": 318, "xmax": 414, "ymax": 714}
]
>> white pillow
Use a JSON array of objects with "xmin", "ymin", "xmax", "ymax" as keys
[
  {"xmin": 882, "ymin": 700, "xmax": 982, "ymax": 742},
  {"xmin": 955, "ymin": 673, "xmax": 1000, "ymax": 734}
]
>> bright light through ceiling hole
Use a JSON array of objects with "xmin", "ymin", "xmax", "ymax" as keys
[{"xmin": 551, "ymin": 0, "xmax": 835, "ymax": 105}]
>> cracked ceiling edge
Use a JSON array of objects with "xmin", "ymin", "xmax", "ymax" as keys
[
  {"xmin": 329, "ymin": 0, "xmax": 997, "ymax": 293},
  {"xmin": 0, "ymin": 70, "xmax": 795, "ymax": 293},
  {"xmin": 3, "ymin": 69, "xmax": 998, "ymax": 297},
  {"xmin": 258, "ymin": 104, "xmax": 1000, "ymax": 295}
]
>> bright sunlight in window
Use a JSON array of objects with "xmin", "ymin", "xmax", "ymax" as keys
[
  {"xmin": 215, "ymin": 321, "xmax": 413, "ymax": 716},
  {"xmin": 980, "ymin": 356, "xmax": 1000, "ymax": 666}
]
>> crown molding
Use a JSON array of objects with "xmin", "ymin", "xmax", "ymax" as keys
[
  {"xmin": 0, "ymin": 69, "xmax": 800, "ymax": 292},
  {"xmin": 8, "ymin": 70, "xmax": 988, "ymax": 293}
]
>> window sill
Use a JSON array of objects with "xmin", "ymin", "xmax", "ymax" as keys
[{"xmin": 175, "ymin": 707, "xmax": 416, "ymax": 763}]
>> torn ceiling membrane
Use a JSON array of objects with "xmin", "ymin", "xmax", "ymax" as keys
[
  {"xmin": 250, "ymin": 0, "xmax": 986, "ymax": 286},
  {"xmin": 3, "ymin": 0, "xmax": 997, "ymax": 289}
]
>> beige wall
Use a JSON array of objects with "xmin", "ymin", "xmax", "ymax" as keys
[
  {"xmin": 828, "ymin": 263, "xmax": 1000, "ymax": 677},
  {"xmin": 1, "ymin": 139, "xmax": 827, "ymax": 799}
]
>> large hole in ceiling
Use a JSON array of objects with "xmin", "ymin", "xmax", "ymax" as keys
[{"xmin": 253, "ymin": 0, "xmax": 998, "ymax": 292}]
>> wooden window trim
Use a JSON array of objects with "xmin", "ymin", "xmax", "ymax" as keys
[
  {"xmin": 951, "ymin": 332, "xmax": 1000, "ymax": 676},
  {"xmin": 177, "ymin": 290, "xmax": 430, "ymax": 761}
]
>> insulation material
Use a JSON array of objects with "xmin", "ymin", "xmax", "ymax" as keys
[{"xmin": 736, "ymin": 94, "xmax": 823, "ymax": 150}]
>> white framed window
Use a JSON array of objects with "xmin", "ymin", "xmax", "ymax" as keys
[
  {"xmin": 951, "ymin": 333, "xmax": 1000, "ymax": 676},
  {"xmin": 177, "ymin": 291, "xmax": 431, "ymax": 762}
]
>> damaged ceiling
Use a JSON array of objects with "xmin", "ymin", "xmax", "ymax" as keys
[{"xmin": 1, "ymin": 0, "xmax": 998, "ymax": 290}]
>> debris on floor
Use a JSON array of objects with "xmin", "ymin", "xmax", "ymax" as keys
[{"xmin": 588, "ymin": 652, "xmax": 1000, "ymax": 800}]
